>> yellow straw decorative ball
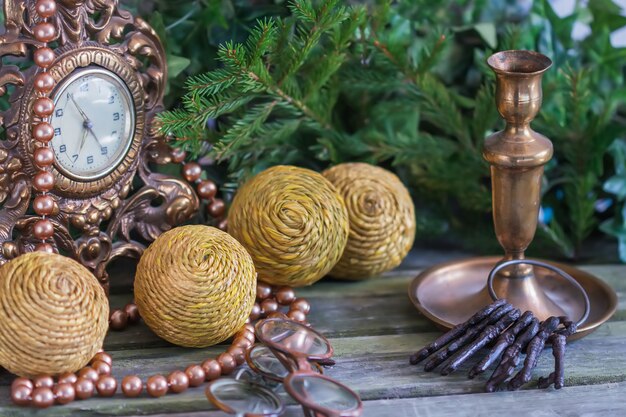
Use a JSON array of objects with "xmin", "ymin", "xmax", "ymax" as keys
[
  {"xmin": 228, "ymin": 165, "xmax": 349, "ymax": 287},
  {"xmin": 135, "ymin": 225, "xmax": 256, "ymax": 348},
  {"xmin": 323, "ymin": 163, "xmax": 416, "ymax": 279},
  {"xmin": 0, "ymin": 252, "xmax": 109, "ymax": 377}
]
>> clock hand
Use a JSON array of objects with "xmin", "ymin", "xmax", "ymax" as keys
[
  {"xmin": 86, "ymin": 124, "xmax": 105, "ymax": 148},
  {"xmin": 68, "ymin": 93, "xmax": 91, "ymax": 123},
  {"xmin": 77, "ymin": 126, "xmax": 89, "ymax": 155}
]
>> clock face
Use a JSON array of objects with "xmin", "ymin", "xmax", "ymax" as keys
[{"xmin": 50, "ymin": 67, "xmax": 135, "ymax": 181}]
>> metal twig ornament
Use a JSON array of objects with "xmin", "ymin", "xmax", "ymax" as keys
[{"xmin": 410, "ymin": 259, "xmax": 589, "ymax": 392}]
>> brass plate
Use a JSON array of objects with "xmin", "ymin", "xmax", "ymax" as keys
[{"xmin": 408, "ymin": 256, "xmax": 617, "ymax": 340}]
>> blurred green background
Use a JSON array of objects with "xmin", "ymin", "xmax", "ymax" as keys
[{"xmin": 3, "ymin": 0, "xmax": 626, "ymax": 262}]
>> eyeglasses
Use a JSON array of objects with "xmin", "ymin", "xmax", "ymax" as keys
[{"xmin": 206, "ymin": 318, "xmax": 363, "ymax": 417}]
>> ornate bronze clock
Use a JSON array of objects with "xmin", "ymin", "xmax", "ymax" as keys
[{"xmin": 0, "ymin": 0, "xmax": 200, "ymax": 288}]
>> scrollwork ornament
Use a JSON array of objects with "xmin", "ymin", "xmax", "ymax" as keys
[{"xmin": 0, "ymin": 0, "xmax": 199, "ymax": 290}]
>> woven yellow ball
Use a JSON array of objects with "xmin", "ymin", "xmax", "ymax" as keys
[
  {"xmin": 228, "ymin": 165, "xmax": 349, "ymax": 287},
  {"xmin": 135, "ymin": 225, "xmax": 256, "ymax": 348},
  {"xmin": 0, "ymin": 252, "xmax": 109, "ymax": 377},
  {"xmin": 323, "ymin": 163, "xmax": 416, "ymax": 279}
]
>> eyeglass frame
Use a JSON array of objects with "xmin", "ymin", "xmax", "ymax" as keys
[{"xmin": 254, "ymin": 318, "xmax": 363, "ymax": 417}]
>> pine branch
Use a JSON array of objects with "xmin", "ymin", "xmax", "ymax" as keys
[
  {"xmin": 213, "ymin": 101, "xmax": 279, "ymax": 160},
  {"xmin": 413, "ymin": 73, "xmax": 473, "ymax": 148},
  {"xmin": 414, "ymin": 31, "xmax": 448, "ymax": 74},
  {"xmin": 184, "ymin": 68, "xmax": 239, "ymax": 97}
]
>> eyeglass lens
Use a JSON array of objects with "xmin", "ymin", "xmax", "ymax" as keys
[
  {"xmin": 207, "ymin": 378, "xmax": 284, "ymax": 417},
  {"xmin": 286, "ymin": 374, "xmax": 361, "ymax": 414},
  {"xmin": 248, "ymin": 344, "xmax": 290, "ymax": 380},
  {"xmin": 256, "ymin": 318, "xmax": 331, "ymax": 357},
  {"xmin": 248, "ymin": 344, "xmax": 325, "ymax": 382}
]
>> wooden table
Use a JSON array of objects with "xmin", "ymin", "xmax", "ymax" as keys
[{"xmin": 1, "ymin": 249, "xmax": 625, "ymax": 416}]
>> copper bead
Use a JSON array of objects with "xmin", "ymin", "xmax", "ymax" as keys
[
  {"xmin": 217, "ymin": 353, "xmax": 236, "ymax": 375},
  {"xmin": 167, "ymin": 371, "xmax": 189, "ymax": 394},
  {"xmin": 261, "ymin": 298, "xmax": 279, "ymax": 315},
  {"xmin": 207, "ymin": 198, "xmax": 225, "ymax": 217},
  {"xmin": 146, "ymin": 375, "xmax": 168, "ymax": 397},
  {"xmin": 96, "ymin": 376, "xmax": 117, "ymax": 397},
  {"xmin": 75, "ymin": 378, "xmax": 95, "ymax": 400},
  {"xmin": 35, "ymin": 242, "xmax": 55, "ymax": 253},
  {"xmin": 287, "ymin": 309, "xmax": 306, "ymax": 322},
  {"xmin": 197, "ymin": 180, "xmax": 217, "ymax": 200},
  {"xmin": 11, "ymin": 384, "xmax": 32, "ymax": 406},
  {"xmin": 291, "ymin": 298, "xmax": 310, "ymax": 314},
  {"xmin": 33, "ymin": 174, "xmax": 55, "ymax": 197},
  {"xmin": 256, "ymin": 283, "xmax": 272, "ymax": 300},
  {"xmin": 227, "ymin": 346, "xmax": 246, "ymax": 366},
  {"xmin": 276, "ymin": 287, "xmax": 296, "ymax": 305},
  {"xmin": 33, "ymin": 375, "xmax": 54, "ymax": 389},
  {"xmin": 11, "ymin": 377, "xmax": 34, "ymax": 391},
  {"xmin": 34, "ymin": 146, "xmax": 55, "ymax": 168},
  {"xmin": 170, "ymin": 148, "xmax": 186, "ymax": 164},
  {"xmin": 121, "ymin": 375, "xmax": 143, "ymax": 398},
  {"xmin": 234, "ymin": 336, "xmax": 252, "ymax": 350},
  {"xmin": 53, "ymin": 383, "xmax": 75, "ymax": 405},
  {"xmin": 34, "ymin": 72, "xmax": 55, "ymax": 94},
  {"xmin": 182, "ymin": 162, "xmax": 202, "ymax": 183},
  {"xmin": 242, "ymin": 329, "xmax": 255, "ymax": 344},
  {"xmin": 35, "ymin": 0, "xmax": 57, "ymax": 18},
  {"xmin": 201, "ymin": 359, "xmax": 221, "ymax": 381},
  {"xmin": 217, "ymin": 218, "xmax": 228, "ymax": 231},
  {"xmin": 92, "ymin": 351, "xmax": 113, "ymax": 366},
  {"xmin": 249, "ymin": 303, "xmax": 261, "ymax": 321},
  {"xmin": 33, "ymin": 218, "xmax": 54, "ymax": 239},
  {"xmin": 109, "ymin": 309, "xmax": 128, "ymax": 330},
  {"xmin": 31, "ymin": 387, "xmax": 54, "ymax": 408},
  {"xmin": 78, "ymin": 367, "xmax": 99, "ymax": 383},
  {"xmin": 184, "ymin": 365, "xmax": 206, "ymax": 387},
  {"xmin": 124, "ymin": 303, "xmax": 140, "ymax": 324},
  {"xmin": 34, "ymin": 47, "xmax": 55, "ymax": 69},
  {"xmin": 58, "ymin": 372, "xmax": 78, "ymax": 385},
  {"xmin": 92, "ymin": 360, "xmax": 111, "ymax": 376},
  {"xmin": 33, "ymin": 122, "xmax": 54, "ymax": 143},
  {"xmin": 33, "ymin": 22, "xmax": 56, "ymax": 43},
  {"xmin": 33, "ymin": 97, "xmax": 55, "ymax": 117}
]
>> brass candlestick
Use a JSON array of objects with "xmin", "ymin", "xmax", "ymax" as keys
[
  {"xmin": 409, "ymin": 50, "xmax": 616, "ymax": 339},
  {"xmin": 484, "ymin": 50, "xmax": 564, "ymax": 320}
]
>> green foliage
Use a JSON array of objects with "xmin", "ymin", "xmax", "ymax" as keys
[
  {"xmin": 601, "ymin": 139, "xmax": 626, "ymax": 261},
  {"xmin": 121, "ymin": 0, "xmax": 291, "ymax": 106},
  {"xmin": 155, "ymin": 0, "xmax": 626, "ymax": 259}
]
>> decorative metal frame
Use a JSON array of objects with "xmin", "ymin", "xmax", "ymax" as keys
[{"xmin": 0, "ymin": 0, "xmax": 199, "ymax": 289}]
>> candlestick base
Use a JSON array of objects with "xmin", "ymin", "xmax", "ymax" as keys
[{"xmin": 408, "ymin": 256, "xmax": 616, "ymax": 340}]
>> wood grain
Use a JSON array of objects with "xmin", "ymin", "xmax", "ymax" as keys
[{"xmin": 0, "ymin": 252, "xmax": 623, "ymax": 417}]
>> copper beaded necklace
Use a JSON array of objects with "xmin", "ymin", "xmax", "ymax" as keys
[
  {"xmin": 11, "ymin": 282, "xmax": 311, "ymax": 408},
  {"xmin": 30, "ymin": 0, "xmax": 59, "ymax": 252},
  {"xmin": 11, "ymin": 0, "xmax": 313, "ymax": 408}
]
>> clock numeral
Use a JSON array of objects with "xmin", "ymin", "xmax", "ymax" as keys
[
  {"xmin": 108, "ymin": 95, "xmax": 115, "ymax": 104},
  {"xmin": 59, "ymin": 144, "xmax": 66, "ymax": 153},
  {"xmin": 101, "ymin": 147, "xmax": 108, "ymax": 155},
  {"xmin": 113, "ymin": 112, "xmax": 120, "ymax": 121},
  {"xmin": 80, "ymin": 83, "xmax": 89, "ymax": 92},
  {"xmin": 54, "ymin": 128, "xmax": 61, "ymax": 136},
  {"xmin": 87, "ymin": 155, "xmax": 94, "ymax": 164},
  {"xmin": 71, "ymin": 154, "xmax": 79, "ymax": 163},
  {"xmin": 55, "ymin": 109, "xmax": 63, "ymax": 117},
  {"xmin": 111, "ymin": 130, "xmax": 118, "ymax": 137}
]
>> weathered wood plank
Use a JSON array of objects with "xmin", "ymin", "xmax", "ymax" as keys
[
  {"xmin": 128, "ymin": 381, "xmax": 626, "ymax": 417},
  {"xmin": 104, "ymin": 263, "xmax": 626, "ymax": 349},
  {"xmin": 0, "ymin": 261, "xmax": 623, "ymax": 416},
  {"xmin": 2, "ymin": 319, "xmax": 626, "ymax": 416}
]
